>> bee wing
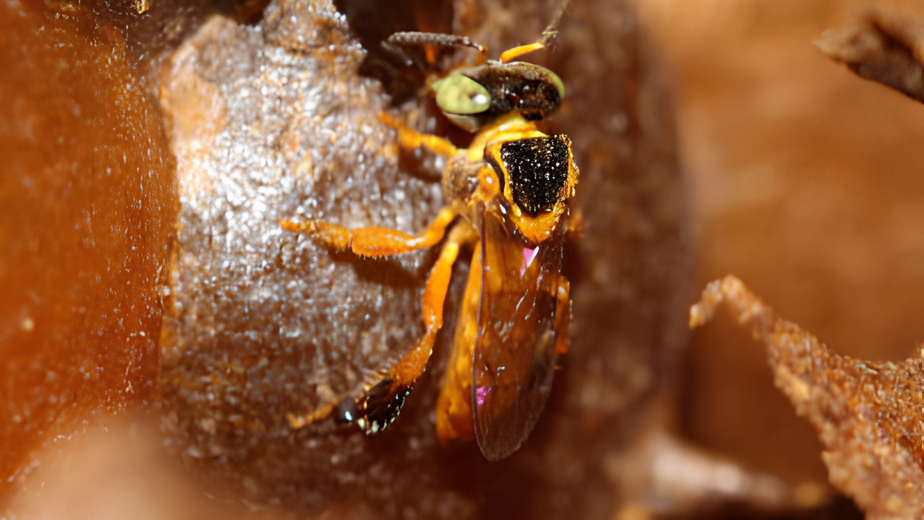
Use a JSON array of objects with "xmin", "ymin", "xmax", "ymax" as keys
[{"xmin": 472, "ymin": 198, "xmax": 566, "ymax": 460}]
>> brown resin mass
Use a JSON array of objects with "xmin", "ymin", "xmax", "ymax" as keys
[
  {"xmin": 0, "ymin": 0, "xmax": 175, "ymax": 500},
  {"xmin": 0, "ymin": 0, "xmax": 276, "ymax": 508},
  {"xmin": 158, "ymin": 0, "xmax": 689, "ymax": 516},
  {"xmin": 691, "ymin": 276, "xmax": 924, "ymax": 519}
]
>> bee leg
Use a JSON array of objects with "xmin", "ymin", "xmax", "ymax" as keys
[
  {"xmin": 435, "ymin": 241, "xmax": 482, "ymax": 445},
  {"xmin": 353, "ymin": 223, "xmax": 473, "ymax": 433},
  {"xmin": 286, "ymin": 401, "xmax": 338, "ymax": 429},
  {"xmin": 378, "ymin": 113, "xmax": 458, "ymax": 157},
  {"xmin": 553, "ymin": 276, "xmax": 571, "ymax": 356},
  {"xmin": 566, "ymin": 208, "xmax": 584, "ymax": 240},
  {"xmin": 279, "ymin": 206, "xmax": 457, "ymax": 257},
  {"xmin": 285, "ymin": 392, "xmax": 369, "ymax": 431}
]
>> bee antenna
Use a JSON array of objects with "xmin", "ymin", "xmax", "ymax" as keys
[
  {"xmin": 539, "ymin": 0, "xmax": 571, "ymax": 48},
  {"xmin": 499, "ymin": 0, "xmax": 572, "ymax": 63}
]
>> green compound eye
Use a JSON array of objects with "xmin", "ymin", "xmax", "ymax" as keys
[
  {"xmin": 544, "ymin": 67, "xmax": 566, "ymax": 102},
  {"xmin": 433, "ymin": 72, "xmax": 491, "ymax": 115}
]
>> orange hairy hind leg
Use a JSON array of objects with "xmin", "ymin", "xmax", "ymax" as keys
[
  {"xmin": 352, "ymin": 223, "xmax": 474, "ymax": 433},
  {"xmin": 436, "ymin": 242, "xmax": 482, "ymax": 445}
]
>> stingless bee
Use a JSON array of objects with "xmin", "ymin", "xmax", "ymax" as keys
[{"xmin": 281, "ymin": 12, "xmax": 579, "ymax": 460}]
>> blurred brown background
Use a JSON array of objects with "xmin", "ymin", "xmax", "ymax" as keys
[{"xmin": 637, "ymin": 0, "xmax": 924, "ymax": 487}]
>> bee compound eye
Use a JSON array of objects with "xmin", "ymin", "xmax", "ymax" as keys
[
  {"xmin": 433, "ymin": 72, "xmax": 492, "ymax": 115},
  {"xmin": 541, "ymin": 66, "xmax": 566, "ymax": 102}
]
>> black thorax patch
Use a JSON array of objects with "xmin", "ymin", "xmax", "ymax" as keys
[{"xmin": 499, "ymin": 136, "xmax": 570, "ymax": 216}]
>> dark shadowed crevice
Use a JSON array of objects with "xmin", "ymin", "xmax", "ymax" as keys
[{"xmin": 334, "ymin": 0, "xmax": 453, "ymax": 103}]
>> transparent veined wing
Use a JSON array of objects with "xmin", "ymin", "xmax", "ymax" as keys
[{"xmin": 472, "ymin": 198, "xmax": 568, "ymax": 460}]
